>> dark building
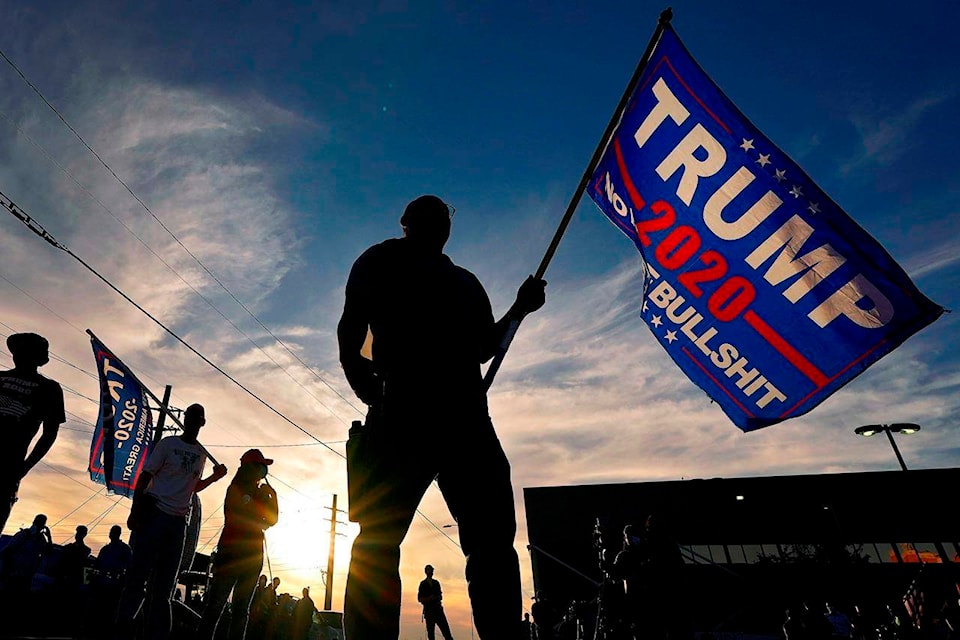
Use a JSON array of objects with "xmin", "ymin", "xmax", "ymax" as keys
[{"xmin": 524, "ymin": 467, "xmax": 960, "ymax": 635}]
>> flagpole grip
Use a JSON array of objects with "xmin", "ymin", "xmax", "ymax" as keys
[{"xmin": 484, "ymin": 8, "xmax": 673, "ymax": 389}]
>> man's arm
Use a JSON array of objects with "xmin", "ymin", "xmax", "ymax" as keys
[
  {"xmin": 338, "ymin": 254, "xmax": 381, "ymax": 405},
  {"xmin": 258, "ymin": 482, "xmax": 279, "ymax": 529},
  {"xmin": 481, "ymin": 275, "xmax": 547, "ymax": 363},
  {"xmin": 194, "ymin": 463, "xmax": 228, "ymax": 493},
  {"xmin": 126, "ymin": 470, "xmax": 155, "ymax": 531},
  {"xmin": 22, "ymin": 420, "xmax": 60, "ymax": 478},
  {"xmin": 22, "ymin": 381, "xmax": 65, "ymax": 477}
]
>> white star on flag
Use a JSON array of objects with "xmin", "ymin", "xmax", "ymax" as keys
[
  {"xmin": 740, "ymin": 138, "xmax": 755, "ymax": 152},
  {"xmin": 789, "ymin": 185, "xmax": 803, "ymax": 199},
  {"xmin": 808, "ymin": 202, "xmax": 821, "ymax": 214},
  {"xmin": 774, "ymin": 168, "xmax": 787, "ymax": 183},
  {"xmin": 756, "ymin": 153, "xmax": 771, "ymax": 167},
  {"xmin": 651, "ymin": 315, "xmax": 663, "ymax": 327},
  {"xmin": 664, "ymin": 330, "xmax": 678, "ymax": 344}
]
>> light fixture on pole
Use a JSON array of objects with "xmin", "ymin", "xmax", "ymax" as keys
[{"xmin": 854, "ymin": 423, "xmax": 921, "ymax": 471}]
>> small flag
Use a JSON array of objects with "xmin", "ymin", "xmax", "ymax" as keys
[
  {"xmin": 88, "ymin": 334, "xmax": 154, "ymax": 496},
  {"xmin": 588, "ymin": 26, "xmax": 943, "ymax": 431}
]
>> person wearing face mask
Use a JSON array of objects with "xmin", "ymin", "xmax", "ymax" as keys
[{"xmin": 195, "ymin": 448, "xmax": 279, "ymax": 640}]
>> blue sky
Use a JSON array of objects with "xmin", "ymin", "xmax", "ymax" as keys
[{"xmin": 1, "ymin": 1, "xmax": 958, "ymax": 636}]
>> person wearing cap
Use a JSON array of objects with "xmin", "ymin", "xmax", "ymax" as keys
[
  {"xmin": 115, "ymin": 403, "xmax": 227, "ymax": 640},
  {"xmin": 338, "ymin": 195, "xmax": 546, "ymax": 640},
  {"xmin": 418, "ymin": 564, "xmax": 454, "ymax": 640},
  {"xmin": 0, "ymin": 332, "xmax": 65, "ymax": 531},
  {"xmin": 196, "ymin": 448, "xmax": 279, "ymax": 640}
]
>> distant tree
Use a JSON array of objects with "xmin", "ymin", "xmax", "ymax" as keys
[{"xmin": 758, "ymin": 543, "xmax": 870, "ymax": 566}]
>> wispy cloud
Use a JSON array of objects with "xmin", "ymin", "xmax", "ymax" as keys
[{"xmin": 841, "ymin": 91, "xmax": 954, "ymax": 173}]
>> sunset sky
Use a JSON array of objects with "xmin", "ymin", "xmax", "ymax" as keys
[{"xmin": 1, "ymin": 1, "xmax": 958, "ymax": 638}]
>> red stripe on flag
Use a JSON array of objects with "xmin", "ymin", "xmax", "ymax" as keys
[
  {"xmin": 661, "ymin": 58, "xmax": 732, "ymax": 135},
  {"xmin": 614, "ymin": 138, "xmax": 646, "ymax": 211},
  {"xmin": 779, "ymin": 337, "xmax": 888, "ymax": 419},
  {"xmin": 744, "ymin": 310, "xmax": 829, "ymax": 388},
  {"xmin": 682, "ymin": 347, "xmax": 755, "ymax": 418}
]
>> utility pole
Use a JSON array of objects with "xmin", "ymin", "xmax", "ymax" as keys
[
  {"xmin": 323, "ymin": 494, "xmax": 349, "ymax": 610},
  {"xmin": 153, "ymin": 384, "xmax": 173, "ymax": 446}
]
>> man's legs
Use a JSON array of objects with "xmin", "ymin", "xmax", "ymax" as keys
[
  {"xmin": 196, "ymin": 568, "xmax": 239, "ymax": 640},
  {"xmin": 343, "ymin": 427, "xmax": 435, "ymax": 640},
  {"xmin": 425, "ymin": 615, "xmax": 437, "ymax": 640},
  {"xmin": 437, "ymin": 417, "xmax": 522, "ymax": 640},
  {"xmin": 435, "ymin": 608, "xmax": 455, "ymax": 640},
  {"xmin": 115, "ymin": 524, "xmax": 160, "ymax": 637},
  {"xmin": 0, "ymin": 475, "xmax": 19, "ymax": 532},
  {"xmin": 143, "ymin": 511, "xmax": 187, "ymax": 640},
  {"xmin": 227, "ymin": 561, "xmax": 262, "ymax": 640}
]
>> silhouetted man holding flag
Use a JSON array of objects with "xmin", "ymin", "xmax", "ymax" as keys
[
  {"xmin": 114, "ymin": 403, "xmax": 227, "ymax": 640},
  {"xmin": 339, "ymin": 194, "xmax": 546, "ymax": 640}
]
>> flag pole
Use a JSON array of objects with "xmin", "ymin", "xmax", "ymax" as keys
[{"xmin": 483, "ymin": 7, "xmax": 674, "ymax": 389}]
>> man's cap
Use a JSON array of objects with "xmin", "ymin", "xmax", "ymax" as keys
[
  {"xmin": 6, "ymin": 333, "xmax": 48, "ymax": 356},
  {"xmin": 400, "ymin": 195, "xmax": 454, "ymax": 227},
  {"xmin": 241, "ymin": 448, "xmax": 274, "ymax": 466},
  {"xmin": 424, "ymin": 564, "xmax": 434, "ymax": 571},
  {"xmin": 184, "ymin": 403, "xmax": 205, "ymax": 419}
]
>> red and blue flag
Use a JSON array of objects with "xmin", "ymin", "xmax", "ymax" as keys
[
  {"xmin": 588, "ymin": 26, "xmax": 943, "ymax": 431},
  {"xmin": 88, "ymin": 334, "xmax": 154, "ymax": 496}
]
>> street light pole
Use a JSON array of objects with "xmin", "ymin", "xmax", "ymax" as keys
[
  {"xmin": 883, "ymin": 428, "xmax": 909, "ymax": 471},
  {"xmin": 854, "ymin": 423, "xmax": 921, "ymax": 472}
]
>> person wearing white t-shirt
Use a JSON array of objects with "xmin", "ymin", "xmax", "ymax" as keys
[{"xmin": 114, "ymin": 403, "xmax": 227, "ymax": 640}]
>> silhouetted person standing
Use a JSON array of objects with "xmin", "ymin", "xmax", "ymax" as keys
[
  {"xmin": 197, "ymin": 449, "xmax": 279, "ymax": 640},
  {"xmin": 418, "ymin": 564, "xmax": 454, "ymax": 640},
  {"xmin": 248, "ymin": 575, "xmax": 271, "ymax": 639},
  {"xmin": 292, "ymin": 587, "xmax": 316, "ymax": 640},
  {"xmin": 339, "ymin": 195, "xmax": 546, "ymax": 640},
  {"xmin": 612, "ymin": 516, "xmax": 689, "ymax": 640},
  {"xmin": 58, "ymin": 524, "xmax": 92, "ymax": 587},
  {"xmin": 1, "ymin": 513, "xmax": 51, "ymax": 592},
  {"xmin": 95, "ymin": 525, "xmax": 134, "ymax": 582},
  {"xmin": 94, "ymin": 525, "xmax": 134, "ymax": 630},
  {"xmin": 611, "ymin": 525, "xmax": 647, "ymax": 640},
  {"xmin": 0, "ymin": 513, "xmax": 50, "ymax": 632},
  {"xmin": 114, "ymin": 403, "xmax": 227, "ymax": 640},
  {"xmin": 0, "ymin": 333, "xmax": 65, "ymax": 531}
]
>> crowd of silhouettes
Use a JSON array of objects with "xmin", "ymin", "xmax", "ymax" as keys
[{"xmin": 0, "ymin": 514, "xmax": 134, "ymax": 635}]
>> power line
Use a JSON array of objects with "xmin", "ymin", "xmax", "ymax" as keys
[
  {"xmin": 208, "ymin": 441, "xmax": 340, "ymax": 448},
  {"xmin": 61, "ymin": 383, "xmax": 99, "ymax": 405},
  {"xmin": 38, "ymin": 460, "xmax": 94, "ymax": 491},
  {"xmin": 51, "ymin": 486, "xmax": 105, "ymax": 528},
  {"xmin": 0, "ymin": 107, "xmax": 353, "ymax": 427},
  {"xmin": 0, "ymin": 52, "xmax": 363, "ymax": 421},
  {"xmin": 0, "ymin": 271, "xmax": 85, "ymax": 334},
  {"xmin": 87, "ymin": 497, "xmax": 125, "ymax": 533},
  {"xmin": 0, "ymin": 126, "xmax": 461, "ymax": 561},
  {"xmin": 2, "ymin": 189, "xmax": 344, "ymax": 459},
  {"xmin": 4, "ymin": 320, "xmax": 345, "ymax": 451}
]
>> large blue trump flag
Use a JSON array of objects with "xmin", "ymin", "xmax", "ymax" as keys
[
  {"xmin": 88, "ymin": 334, "xmax": 154, "ymax": 496},
  {"xmin": 588, "ymin": 26, "xmax": 943, "ymax": 431}
]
